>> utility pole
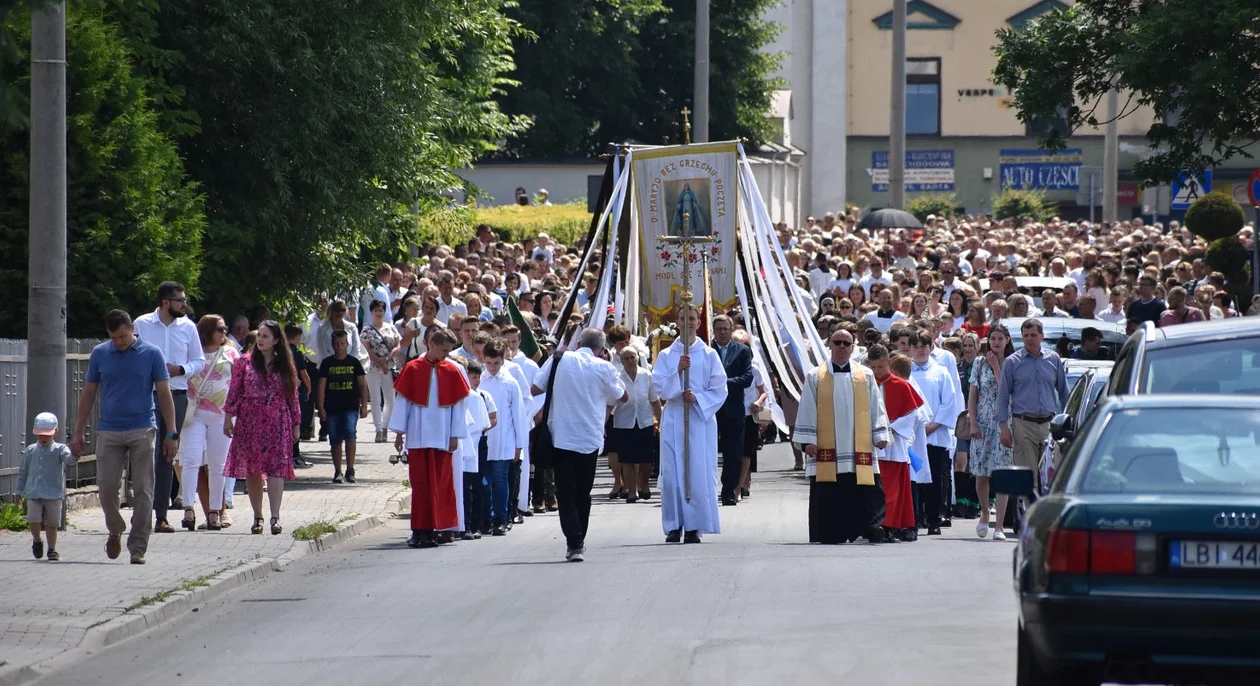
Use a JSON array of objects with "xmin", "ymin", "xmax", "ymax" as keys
[
  {"xmin": 27, "ymin": 2, "xmax": 67, "ymax": 438},
  {"xmin": 888, "ymin": 0, "xmax": 907, "ymax": 210},
  {"xmin": 1102, "ymin": 85, "xmax": 1119, "ymax": 222},
  {"xmin": 693, "ymin": 0, "xmax": 710, "ymax": 143}
]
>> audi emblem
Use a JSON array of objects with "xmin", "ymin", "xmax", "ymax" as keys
[{"xmin": 1213, "ymin": 512, "xmax": 1260, "ymax": 530}]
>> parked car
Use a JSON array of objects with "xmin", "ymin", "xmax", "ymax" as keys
[
  {"xmin": 1013, "ymin": 395, "xmax": 1260, "ymax": 686},
  {"xmin": 1043, "ymin": 361, "xmax": 1114, "ymax": 492},
  {"xmin": 1051, "ymin": 360, "xmax": 1114, "ymax": 448},
  {"xmin": 1105, "ymin": 318, "xmax": 1260, "ymax": 398},
  {"xmin": 999, "ymin": 317, "xmax": 1127, "ymax": 360}
]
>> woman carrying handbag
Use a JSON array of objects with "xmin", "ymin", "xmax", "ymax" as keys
[{"xmin": 176, "ymin": 316, "xmax": 238, "ymax": 531}]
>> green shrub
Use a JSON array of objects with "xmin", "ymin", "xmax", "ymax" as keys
[
  {"xmin": 991, "ymin": 188, "xmax": 1055, "ymax": 222},
  {"xmin": 905, "ymin": 193, "xmax": 958, "ymax": 222},
  {"xmin": 0, "ymin": 503, "xmax": 27, "ymax": 532},
  {"xmin": 1204, "ymin": 236, "xmax": 1254, "ymax": 306},
  {"xmin": 1185, "ymin": 191, "xmax": 1244, "ymax": 242},
  {"xmin": 473, "ymin": 201, "xmax": 593, "ymax": 246}
]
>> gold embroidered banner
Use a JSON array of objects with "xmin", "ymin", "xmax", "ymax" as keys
[{"xmin": 632, "ymin": 142, "xmax": 739, "ymax": 318}]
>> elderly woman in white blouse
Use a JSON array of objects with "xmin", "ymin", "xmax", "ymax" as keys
[{"xmin": 610, "ymin": 347, "xmax": 661, "ymax": 503}]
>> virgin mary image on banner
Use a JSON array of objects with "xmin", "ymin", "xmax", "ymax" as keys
[{"xmin": 666, "ymin": 178, "xmax": 713, "ymax": 236}]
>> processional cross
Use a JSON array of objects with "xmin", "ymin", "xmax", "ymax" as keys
[{"xmin": 658, "ymin": 212, "xmax": 714, "ymax": 501}]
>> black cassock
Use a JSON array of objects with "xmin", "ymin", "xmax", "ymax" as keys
[{"xmin": 808, "ymin": 473, "xmax": 886, "ymax": 544}]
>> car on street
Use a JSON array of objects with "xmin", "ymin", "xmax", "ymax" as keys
[
  {"xmin": 1104, "ymin": 318, "xmax": 1260, "ymax": 398},
  {"xmin": 1014, "ymin": 395, "xmax": 1260, "ymax": 686},
  {"xmin": 1051, "ymin": 360, "xmax": 1113, "ymax": 448},
  {"xmin": 999, "ymin": 317, "xmax": 1127, "ymax": 359}
]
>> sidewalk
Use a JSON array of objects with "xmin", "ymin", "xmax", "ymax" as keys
[{"xmin": 0, "ymin": 415, "xmax": 411, "ymax": 686}]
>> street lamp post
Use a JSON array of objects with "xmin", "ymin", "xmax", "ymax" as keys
[{"xmin": 27, "ymin": 2, "xmax": 68, "ymax": 439}]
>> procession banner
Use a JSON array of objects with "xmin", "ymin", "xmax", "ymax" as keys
[{"xmin": 632, "ymin": 142, "xmax": 739, "ymax": 318}]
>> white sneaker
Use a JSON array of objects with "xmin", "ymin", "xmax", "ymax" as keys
[
  {"xmin": 568, "ymin": 548, "xmax": 585, "ymax": 562},
  {"xmin": 993, "ymin": 529, "xmax": 1007, "ymax": 541},
  {"xmin": 976, "ymin": 522, "xmax": 990, "ymax": 539}
]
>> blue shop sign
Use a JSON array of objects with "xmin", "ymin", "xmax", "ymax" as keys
[
  {"xmin": 998, "ymin": 148, "xmax": 1082, "ymax": 190},
  {"xmin": 871, "ymin": 150, "xmax": 955, "ymax": 192}
]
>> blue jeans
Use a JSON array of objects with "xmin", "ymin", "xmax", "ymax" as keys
[{"xmin": 485, "ymin": 460, "xmax": 511, "ymax": 526}]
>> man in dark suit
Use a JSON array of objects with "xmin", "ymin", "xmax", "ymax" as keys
[{"xmin": 711, "ymin": 315, "xmax": 753, "ymax": 506}]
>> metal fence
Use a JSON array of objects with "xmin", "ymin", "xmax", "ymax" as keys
[{"xmin": 0, "ymin": 338, "xmax": 102, "ymax": 499}]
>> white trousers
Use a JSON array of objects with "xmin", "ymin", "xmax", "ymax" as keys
[
  {"xmin": 179, "ymin": 408, "xmax": 232, "ymax": 510},
  {"xmin": 365, "ymin": 367, "xmax": 395, "ymax": 432}
]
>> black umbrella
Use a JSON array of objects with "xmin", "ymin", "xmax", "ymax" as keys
[{"xmin": 857, "ymin": 208, "xmax": 923, "ymax": 230}]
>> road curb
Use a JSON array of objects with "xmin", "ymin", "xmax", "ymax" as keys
[{"xmin": 0, "ymin": 490, "xmax": 410, "ymax": 686}]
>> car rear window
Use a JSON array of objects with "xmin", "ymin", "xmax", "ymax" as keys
[
  {"xmin": 1081, "ymin": 408, "xmax": 1260, "ymax": 495},
  {"xmin": 1142, "ymin": 338, "xmax": 1260, "ymax": 395}
]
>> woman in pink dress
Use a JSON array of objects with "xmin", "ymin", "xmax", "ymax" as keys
[{"xmin": 223, "ymin": 321, "xmax": 300, "ymax": 535}]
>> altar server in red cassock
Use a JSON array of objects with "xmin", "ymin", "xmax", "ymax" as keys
[
  {"xmin": 390, "ymin": 327, "xmax": 470, "ymax": 548},
  {"xmin": 867, "ymin": 345, "xmax": 927, "ymax": 542}
]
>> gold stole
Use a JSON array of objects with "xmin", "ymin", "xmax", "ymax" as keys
[{"xmin": 815, "ymin": 363, "xmax": 875, "ymax": 485}]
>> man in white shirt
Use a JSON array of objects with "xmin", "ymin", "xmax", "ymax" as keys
[
  {"xmin": 361, "ymin": 263, "xmax": 392, "ymax": 324},
  {"xmin": 807, "ymin": 253, "xmax": 834, "ymax": 300},
  {"xmin": 436, "ymin": 273, "xmax": 468, "ymax": 325},
  {"xmin": 533, "ymin": 328, "xmax": 627, "ymax": 562},
  {"xmin": 862, "ymin": 290, "xmax": 906, "ymax": 334},
  {"xmin": 908, "ymin": 329, "xmax": 959, "ymax": 537},
  {"xmin": 938, "ymin": 261, "xmax": 971, "ymax": 301},
  {"xmin": 890, "ymin": 241, "xmax": 918, "ymax": 272},
  {"xmin": 133, "ymin": 281, "xmax": 205, "ymax": 532},
  {"xmin": 860, "ymin": 258, "xmax": 893, "ymax": 299}
]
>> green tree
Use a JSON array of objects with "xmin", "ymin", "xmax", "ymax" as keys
[
  {"xmin": 0, "ymin": 3, "xmax": 204, "ymax": 338},
  {"xmin": 499, "ymin": 0, "xmax": 783, "ymax": 159},
  {"xmin": 992, "ymin": 0, "xmax": 1260, "ymax": 186},
  {"xmin": 991, "ymin": 188, "xmax": 1054, "ymax": 222},
  {"xmin": 111, "ymin": 0, "xmax": 529, "ymax": 317}
]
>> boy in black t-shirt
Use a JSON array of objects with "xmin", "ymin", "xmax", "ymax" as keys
[
  {"xmin": 1124, "ymin": 275, "xmax": 1166, "ymax": 327},
  {"xmin": 317, "ymin": 330, "xmax": 368, "ymax": 483}
]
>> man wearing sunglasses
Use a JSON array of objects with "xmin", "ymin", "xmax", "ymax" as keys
[
  {"xmin": 133, "ymin": 281, "xmax": 204, "ymax": 533},
  {"xmin": 794, "ymin": 327, "xmax": 890, "ymax": 545}
]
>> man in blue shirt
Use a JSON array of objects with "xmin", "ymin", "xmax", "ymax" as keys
[
  {"xmin": 995, "ymin": 319, "xmax": 1070, "ymax": 493},
  {"xmin": 72, "ymin": 310, "xmax": 178, "ymax": 565}
]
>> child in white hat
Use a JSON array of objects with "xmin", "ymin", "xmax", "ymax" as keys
[{"xmin": 16, "ymin": 412, "xmax": 79, "ymax": 561}]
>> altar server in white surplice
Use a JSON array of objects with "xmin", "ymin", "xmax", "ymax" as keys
[{"xmin": 651, "ymin": 306, "xmax": 727, "ymax": 544}]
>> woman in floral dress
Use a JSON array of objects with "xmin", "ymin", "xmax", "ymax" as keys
[
  {"xmin": 178, "ymin": 315, "xmax": 239, "ymax": 530},
  {"xmin": 968, "ymin": 324, "xmax": 1015, "ymax": 541},
  {"xmin": 223, "ymin": 321, "xmax": 301, "ymax": 535}
]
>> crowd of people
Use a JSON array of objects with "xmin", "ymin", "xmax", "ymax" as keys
[{"xmin": 16, "ymin": 207, "xmax": 1259, "ymax": 563}]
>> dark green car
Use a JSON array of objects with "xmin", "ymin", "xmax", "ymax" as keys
[{"xmin": 1014, "ymin": 395, "xmax": 1260, "ymax": 686}]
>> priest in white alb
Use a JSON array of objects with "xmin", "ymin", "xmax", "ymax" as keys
[
  {"xmin": 794, "ymin": 327, "xmax": 890, "ymax": 544},
  {"xmin": 651, "ymin": 305, "xmax": 727, "ymax": 544},
  {"xmin": 389, "ymin": 327, "xmax": 470, "ymax": 549}
]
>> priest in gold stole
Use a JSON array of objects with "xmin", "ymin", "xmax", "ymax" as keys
[{"xmin": 794, "ymin": 327, "xmax": 891, "ymax": 544}]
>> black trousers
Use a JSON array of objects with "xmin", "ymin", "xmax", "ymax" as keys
[
  {"xmin": 717, "ymin": 414, "xmax": 746, "ymax": 498},
  {"xmin": 923, "ymin": 445, "xmax": 952, "ymax": 527},
  {"xmin": 301, "ymin": 360, "xmax": 317, "ymax": 436},
  {"xmin": 552, "ymin": 447, "xmax": 597, "ymax": 550},
  {"xmin": 473, "ymin": 436, "xmax": 490, "ymax": 532},
  {"xmin": 508, "ymin": 459, "xmax": 522, "ymax": 516},
  {"xmin": 153, "ymin": 390, "xmax": 188, "ymax": 521},
  {"xmin": 531, "ymin": 468, "xmax": 556, "ymax": 508}
]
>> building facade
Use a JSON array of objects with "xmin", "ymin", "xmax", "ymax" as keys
[{"xmin": 770, "ymin": 0, "xmax": 1260, "ymax": 219}]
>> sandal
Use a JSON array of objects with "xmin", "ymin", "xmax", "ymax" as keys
[
  {"xmin": 181, "ymin": 508, "xmax": 197, "ymax": 531},
  {"xmin": 206, "ymin": 512, "xmax": 222, "ymax": 531},
  {"xmin": 251, "ymin": 518, "xmax": 264, "ymax": 535},
  {"xmin": 270, "ymin": 517, "xmax": 282, "ymax": 536},
  {"xmin": 219, "ymin": 510, "xmax": 233, "ymax": 528}
]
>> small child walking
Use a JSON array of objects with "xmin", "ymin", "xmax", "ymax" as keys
[{"xmin": 16, "ymin": 412, "xmax": 78, "ymax": 561}]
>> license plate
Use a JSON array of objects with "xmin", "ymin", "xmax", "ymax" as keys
[{"xmin": 1170, "ymin": 540, "xmax": 1260, "ymax": 569}]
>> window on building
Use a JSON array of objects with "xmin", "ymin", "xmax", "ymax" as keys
[
  {"xmin": 1025, "ymin": 110, "xmax": 1070, "ymax": 138},
  {"xmin": 906, "ymin": 58, "xmax": 941, "ymax": 136}
]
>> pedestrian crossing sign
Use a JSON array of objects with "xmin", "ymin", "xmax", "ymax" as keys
[{"xmin": 1171, "ymin": 170, "xmax": 1212, "ymax": 210}]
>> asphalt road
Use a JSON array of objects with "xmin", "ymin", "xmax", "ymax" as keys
[{"xmin": 45, "ymin": 443, "xmax": 1020, "ymax": 686}]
